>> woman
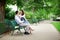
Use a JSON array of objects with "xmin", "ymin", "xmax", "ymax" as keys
[
  {"xmin": 19, "ymin": 10, "xmax": 30, "ymax": 25},
  {"xmin": 15, "ymin": 11, "xmax": 33, "ymax": 35},
  {"xmin": 19, "ymin": 10, "xmax": 33, "ymax": 34}
]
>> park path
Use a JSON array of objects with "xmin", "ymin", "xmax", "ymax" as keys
[{"xmin": 0, "ymin": 20, "xmax": 60, "ymax": 40}]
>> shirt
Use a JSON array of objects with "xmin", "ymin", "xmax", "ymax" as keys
[{"xmin": 15, "ymin": 15, "xmax": 24, "ymax": 24}]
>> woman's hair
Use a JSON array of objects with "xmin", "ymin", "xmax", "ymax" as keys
[
  {"xmin": 21, "ymin": 10, "xmax": 24, "ymax": 15},
  {"xmin": 16, "ymin": 11, "xmax": 18, "ymax": 14}
]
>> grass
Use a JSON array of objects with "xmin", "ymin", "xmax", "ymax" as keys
[{"xmin": 52, "ymin": 22, "xmax": 60, "ymax": 32}]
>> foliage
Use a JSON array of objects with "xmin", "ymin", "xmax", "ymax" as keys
[
  {"xmin": 5, "ymin": 0, "xmax": 60, "ymax": 23},
  {"xmin": 5, "ymin": 6, "xmax": 15, "ymax": 20},
  {"xmin": 0, "ymin": 23, "xmax": 9, "ymax": 34}
]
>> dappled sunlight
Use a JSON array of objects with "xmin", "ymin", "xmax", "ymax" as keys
[{"xmin": 7, "ymin": 4, "xmax": 17, "ymax": 11}]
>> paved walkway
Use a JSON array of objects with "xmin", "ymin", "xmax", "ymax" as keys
[{"xmin": 0, "ymin": 20, "xmax": 60, "ymax": 40}]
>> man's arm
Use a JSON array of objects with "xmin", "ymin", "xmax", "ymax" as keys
[{"xmin": 15, "ymin": 15, "xmax": 24, "ymax": 24}]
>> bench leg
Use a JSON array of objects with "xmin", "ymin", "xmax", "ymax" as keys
[
  {"xmin": 24, "ymin": 28, "xmax": 26, "ymax": 32},
  {"xmin": 18, "ymin": 28, "xmax": 25, "ymax": 34},
  {"xmin": 19, "ymin": 29, "xmax": 22, "ymax": 34},
  {"xmin": 10, "ymin": 30, "xmax": 14, "ymax": 35}
]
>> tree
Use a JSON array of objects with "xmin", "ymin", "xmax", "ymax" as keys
[
  {"xmin": 55, "ymin": 0, "xmax": 60, "ymax": 16},
  {"xmin": 0, "ymin": 0, "xmax": 59, "ymax": 23},
  {"xmin": 0, "ymin": 0, "xmax": 6, "ymax": 23},
  {"xmin": 0, "ymin": 0, "xmax": 17, "ymax": 23}
]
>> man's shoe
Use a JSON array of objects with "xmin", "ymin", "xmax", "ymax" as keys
[{"xmin": 24, "ymin": 32, "xmax": 30, "ymax": 35}]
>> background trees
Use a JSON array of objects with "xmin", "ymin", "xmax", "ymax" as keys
[{"xmin": 0, "ymin": 0, "xmax": 60, "ymax": 23}]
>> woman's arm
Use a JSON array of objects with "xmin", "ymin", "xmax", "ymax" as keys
[{"xmin": 23, "ymin": 14, "xmax": 28, "ymax": 20}]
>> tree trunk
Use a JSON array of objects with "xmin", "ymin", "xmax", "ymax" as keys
[{"xmin": 0, "ymin": 0, "xmax": 5, "ymax": 23}]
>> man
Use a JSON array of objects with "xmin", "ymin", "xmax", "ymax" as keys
[{"xmin": 15, "ymin": 11, "xmax": 32, "ymax": 35}]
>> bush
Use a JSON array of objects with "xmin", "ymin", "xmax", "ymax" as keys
[
  {"xmin": 5, "ymin": 7, "xmax": 15, "ymax": 20},
  {"xmin": 0, "ymin": 23, "xmax": 9, "ymax": 34},
  {"xmin": 25, "ymin": 10, "xmax": 43, "ymax": 23},
  {"xmin": 5, "ymin": 11, "xmax": 15, "ymax": 20}
]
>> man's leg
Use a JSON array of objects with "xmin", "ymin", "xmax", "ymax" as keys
[
  {"xmin": 19, "ymin": 23, "xmax": 30, "ymax": 34},
  {"xmin": 25, "ymin": 26, "xmax": 30, "ymax": 33}
]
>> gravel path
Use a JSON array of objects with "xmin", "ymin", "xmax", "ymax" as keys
[{"xmin": 0, "ymin": 20, "xmax": 60, "ymax": 40}]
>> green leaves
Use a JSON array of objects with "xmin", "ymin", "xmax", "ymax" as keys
[
  {"xmin": 5, "ymin": 0, "xmax": 60, "ymax": 23},
  {"xmin": 6, "ymin": 0, "xmax": 16, "ymax": 5}
]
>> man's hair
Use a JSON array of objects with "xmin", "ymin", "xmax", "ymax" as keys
[{"xmin": 16, "ymin": 11, "xmax": 18, "ymax": 14}]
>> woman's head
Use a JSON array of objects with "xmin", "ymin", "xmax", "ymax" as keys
[{"xmin": 20, "ymin": 10, "xmax": 24, "ymax": 15}]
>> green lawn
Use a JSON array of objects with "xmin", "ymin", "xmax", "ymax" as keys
[{"xmin": 52, "ymin": 22, "xmax": 60, "ymax": 32}]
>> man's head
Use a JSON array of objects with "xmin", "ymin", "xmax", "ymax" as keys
[{"xmin": 16, "ymin": 11, "xmax": 18, "ymax": 14}]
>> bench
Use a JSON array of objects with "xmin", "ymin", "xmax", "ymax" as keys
[{"xmin": 5, "ymin": 19, "xmax": 26, "ymax": 35}]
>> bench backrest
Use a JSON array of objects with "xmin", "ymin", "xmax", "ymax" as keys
[{"xmin": 10, "ymin": 20, "xmax": 18, "ymax": 27}]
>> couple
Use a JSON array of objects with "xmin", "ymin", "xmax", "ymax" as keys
[{"xmin": 15, "ymin": 10, "xmax": 33, "ymax": 35}]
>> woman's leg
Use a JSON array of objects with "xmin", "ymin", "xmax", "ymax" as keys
[{"xmin": 19, "ymin": 23, "xmax": 30, "ymax": 33}]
